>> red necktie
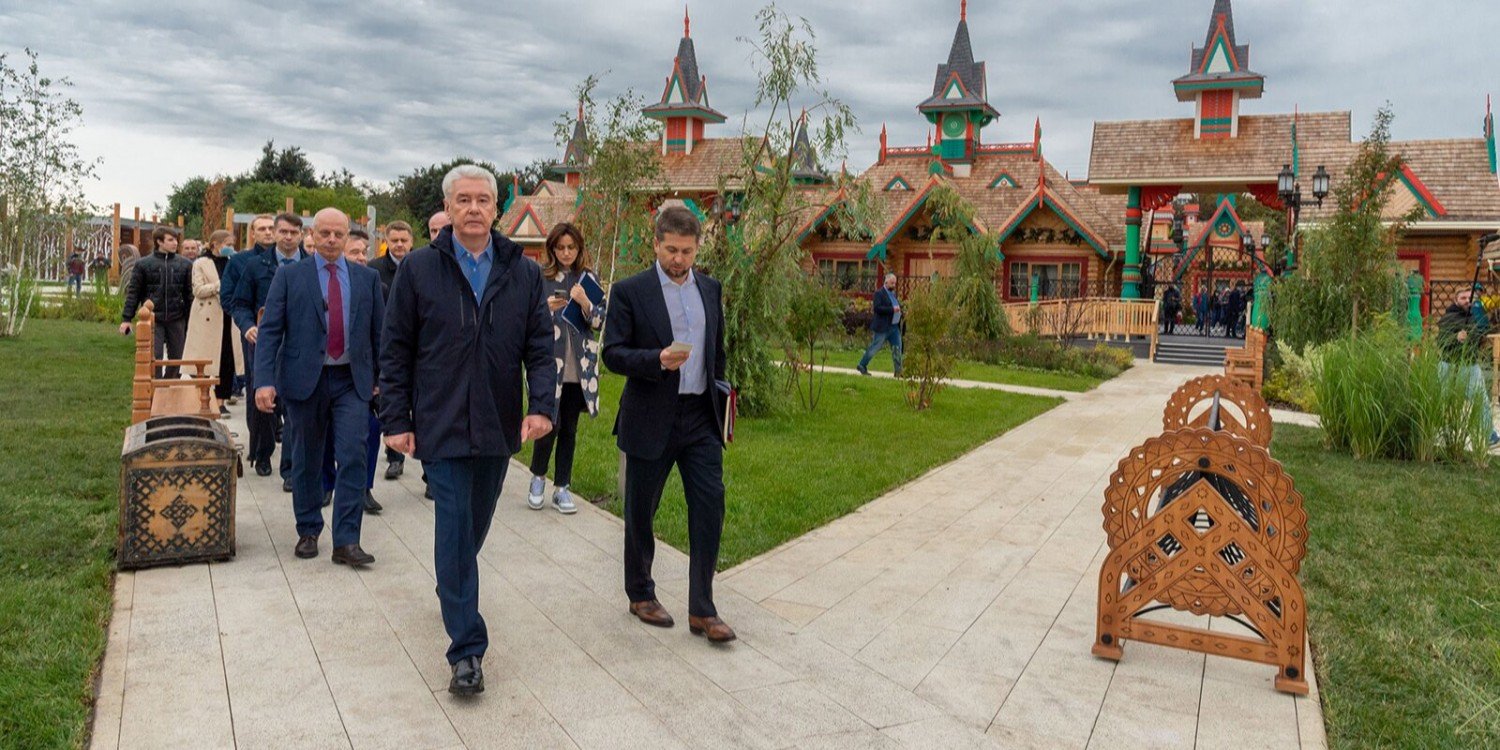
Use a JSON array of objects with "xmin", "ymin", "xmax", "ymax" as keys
[{"xmin": 326, "ymin": 262, "xmax": 345, "ymax": 360}]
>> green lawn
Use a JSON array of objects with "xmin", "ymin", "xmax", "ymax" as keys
[
  {"xmin": 523, "ymin": 372, "xmax": 1060, "ymax": 568},
  {"xmin": 817, "ymin": 346, "xmax": 1104, "ymax": 392},
  {"xmin": 1276, "ymin": 426, "xmax": 1500, "ymax": 748},
  {"xmin": 0, "ymin": 320, "xmax": 131, "ymax": 749}
]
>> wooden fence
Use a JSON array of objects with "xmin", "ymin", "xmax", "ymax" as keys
[{"xmin": 1002, "ymin": 298, "xmax": 1160, "ymax": 356}]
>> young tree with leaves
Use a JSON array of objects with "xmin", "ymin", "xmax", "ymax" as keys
[{"xmin": 0, "ymin": 49, "xmax": 98, "ymax": 336}]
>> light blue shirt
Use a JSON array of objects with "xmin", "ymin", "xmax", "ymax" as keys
[
  {"xmin": 454, "ymin": 236, "xmax": 493, "ymax": 302},
  {"xmin": 316, "ymin": 255, "xmax": 352, "ymax": 366},
  {"xmin": 656, "ymin": 261, "xmax": 707, "ymax": 395}
]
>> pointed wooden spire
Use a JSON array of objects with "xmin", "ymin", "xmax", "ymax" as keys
[{"xmin": 684, "ymin": 5, "xmax": 691, "ymax": 38}]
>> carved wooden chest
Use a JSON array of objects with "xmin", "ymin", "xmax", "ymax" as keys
[{"xmin": 118, "ymin": 416, "xmax": 238, "ymax": 569}]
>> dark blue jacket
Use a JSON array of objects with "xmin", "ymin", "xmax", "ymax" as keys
[
  {"xmin": 870, "ymin": 286, "xmax": 900, "ymax": 333},
  {"xmin": 253, "ymin": 256, "xmax": 384, "ymax": 402},
  {"xmin": 378, "ymin": 228, "xmax": 556, "ymax": 461},
  {"xmin": 219, "ymin": 243, "xmax": 271, "ymax": 315},
  {"xmin": 601, "ymin": 266, "xmax": 728, "ymax": 461},
  {"xmin": 231, "ymin": 245, "xmax": 307, "ymax": 334}
]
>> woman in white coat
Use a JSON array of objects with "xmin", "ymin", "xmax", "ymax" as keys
[{"xmin": 182, "ymin": 229, "xmax": 244, "ymax": 406}]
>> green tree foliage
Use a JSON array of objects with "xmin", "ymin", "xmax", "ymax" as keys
[
  {"xmin": 783, "ymin": 282, "xmax": 841, "ymax": 411},
  {"xmin": 0, "ymin": 49, "xmax": 98, "ymax": 336},
  {"xmin": 697, "ymin": 4, "xmax": 874, "ymax": 416},
  {"xmin": 248, "ymin": 140, "xmax": 317, "ymax": 188},
  {"xmin": 925, "ymin": 183, "xmax": 1008, "ymax": 342},
  {"xmin": 232, "ymin": 181, "xmax": 365, "ymax": 219},
  {"xmin": 559, "ymin": 75, "xmax": 664, "ymax": 282},
  {"xmin": 899, "ymin": 281, "xmax": 958, "ymax": 410},
  {"xmin": 1272, "ymin": 107, "xmax": 1420, "ymax": 350}
]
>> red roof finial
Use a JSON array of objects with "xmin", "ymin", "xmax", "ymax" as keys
[
  {"xmin": 879, "ymin": 123, "xmax": 888, "ymax": 163},
  {"xmin": 1033, "ymin": 117, "xmax": 1043, "ymax": 160},
  {"xmin": 960, "ymin": 0, "xmax": 967, "ymax": 22},
  {"xmin": 577, "ymin": 100, "xmax": 584, "ymax": 120},
  {"xmin": 684, "ymin": 5, "xmax": 691, "ymax": 37}
]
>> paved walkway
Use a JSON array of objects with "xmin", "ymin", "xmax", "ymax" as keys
[{"xmin": 90, "ymin": 362, "xmax": 1325, "ymax": 749}]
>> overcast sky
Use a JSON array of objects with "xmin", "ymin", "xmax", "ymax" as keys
[{"xmin": 2, "ymin": 1, "xmax": 1495, "ymax": 214}]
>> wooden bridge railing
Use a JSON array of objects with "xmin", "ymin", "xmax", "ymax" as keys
[{"xmin": 1002, "ymin": 298, "xmax": 1159, "ymax": 355}]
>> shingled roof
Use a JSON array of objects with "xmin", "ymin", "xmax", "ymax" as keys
[
  {"xmin": 1088, "ymin": 111, "xmax": 1352, "ymax": 186},
  {"xmin": 790, "ymin": 114, "xmax": 827, "ymax": 183},
  {"xmin": 498, "ymin": 194, "xmax": 579, "ymax": 245},
  {"xmin": 641, "ymin": 11, "xmax": 726, "ymax": 123},
  {"xmin": 1300, "ymin": 138, "xmax": 1500, "ymax": 225}
]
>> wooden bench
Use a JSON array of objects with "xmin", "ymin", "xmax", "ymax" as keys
[
  {"xmin": 130, "ymin": 300, "xmax": 219, "ymax": 424},
  {"xmin": 1224, "ymin": 326, "xmax": 1267, "ymax": 391}
]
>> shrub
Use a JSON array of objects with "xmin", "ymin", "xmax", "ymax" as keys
[
  {"xmin": 1262, "ymin": 340, "xmax": 1320, "ymax": 412},
  {"xmin": 899, "ymin": 281, "xmax": 958, "ymax": 410},
  {"xmin": 783, "ymin": 283, "xmax": 842, "ymax": 411},
  {"xmin": 1312, "ymin": 322, "xmax": 1488, "ymax": 464},
  {"xmin": 839, "ymin": 296, "xmax": 873, "ymax": 335},
  {"xmin": 970, "ymin": 333, "xmax": 1133, "ymax": 380}
]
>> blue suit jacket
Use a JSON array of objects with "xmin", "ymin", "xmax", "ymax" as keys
[
  {"xmin": 253, "ymin": 256, "xmax": 384, "ymax": 402},
  {"xmin": 870, "ymin": 287, "xmax": 899, "ymax": 333}
]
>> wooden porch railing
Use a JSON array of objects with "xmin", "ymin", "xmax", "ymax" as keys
[{"xmin": 1002, "ymin": 298, "xmax": 1160, "ymax": 356}]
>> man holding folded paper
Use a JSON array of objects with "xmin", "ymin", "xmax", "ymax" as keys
[{"xmin": 602, "ymin": 206, "xmax": 736, "ymax": 643}]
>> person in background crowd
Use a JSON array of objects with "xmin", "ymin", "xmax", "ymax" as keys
[
  {"xmin": 1437, "ymin": 284, "xmax": 1499, "ymax": 447},
  {"xmin": 183, "ymin": 233, "xmax": 243, "ymax": 410},
  {"xmin": 857, "ymin": 273, "xmax": 903, "ymax": 376},
  {"xmin": 120, "ymin": 227, "xmax": 194, "ymax": 378},
  {"xmin": 369, "ymin": 220, "xmax": 413, "ymax": 481},
  {"xmin": 255, "ymin": 208, "xmax": 385, "ymax": 566},
  {"xmin": 181, "ymin": 238, "xmax": 202, "ymax": 262},
  {"xmin": 66, "ymin": 251, "xmax": 85, "ymax": 295},
  {"xmin": 318, "ymin": 228, "xmax": 384, "ymax": 515},
  {"xmin": 1226, "ymin": 282, "xmax": 1245, "ymax": 339},
  {"xmin": 603, "ymin": 206, "xmax": 736, "ymax": 644},
  {"xmin": 211, "ymin": 229, "xmax": 236, "ymax": 260},
  {"xmin": 428, "ymin": 210, "xmax": 451, "ymax": 242},
  {"xmin": 380, "ymin": 165, "xmax": 555, "ymax": 695},
  {"xmin": 223, "ymin": 216, "xmax": 276, "ymax": 407},
  {"xmin": 117, "ymin": 244, "xmax": 140, "ymax": 295},
  {"xmin": 1162, "ymin": 285, "xmax": 1182, "ymax": 335},
  {"xmin": 527, "ymin": 222, "xmax": 604, "ymax": 515},
  {"xmin": 1192, "ymin": 284, "xmax": 1208, "ymax": 334},
  {"xmin": 233, "ymin": 213, "xmax": 307, "ymax": 485}
]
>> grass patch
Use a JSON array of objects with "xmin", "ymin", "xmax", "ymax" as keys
[
  {"xmin": 1276, "ymin": 425, "xmax": 1500, "ymax": 747},
  {"xmin": 817, "ymin": 347, "xmax": 1104, "ymax": 392},
  {"xmin": 0, "ymin": 320, "xmax": 132, "ymax": 749},
  {"xmin": 523, "ymin": 371, "xmax": 1059, "ymax": 568}
]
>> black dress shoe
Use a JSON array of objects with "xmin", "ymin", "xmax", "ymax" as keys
[
  {"xmin": 255, "ymin": 460, "xmax": 272, "ymax": 477},
  {"xmin": 364, "ymin": 491, "xmax": 383, "ymax": 514},
  {"xmin": 332, "ymin": 544, "xmax": 375, "ymax": 567},
  {"xmin": 384, "ymin": 459, "xmax": 403, "ymax": 480},
  {"xmin": 294, "ymin": 535, "xmax": 318, "ymax": 559},
  {"xmin": 448, "ymin": 656, "xmax": 484, "ymax": 695},
  {"xmin": 282, "ymin": 478, "xmax": 293, "ymax": 493},
  {"xmin": 322, "ymin": 490, "xmax": 332, "ymax": 507}
]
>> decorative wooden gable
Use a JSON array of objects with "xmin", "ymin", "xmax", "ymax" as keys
[
  {"xmin": 884, "ymin": 175, "xmax": 912, "ymax": 192},
  {"xmin": 988, "ymin": 172, "xmax": 1019, "ymax": 189},
  {"xmin": 507, "ymin": 205, "xmax": 545, "ymax": 238},
  {"xmin": 1383, "ymin": 164, "xmax": 1448, "ymax": 219}
]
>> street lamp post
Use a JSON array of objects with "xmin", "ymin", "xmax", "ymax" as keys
[{"xmin": 1277, "ymin": 164, "xmax": 1331, "ymax": 270}]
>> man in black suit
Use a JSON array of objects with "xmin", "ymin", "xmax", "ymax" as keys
[
  {"xmin": 254, "ymin": 208, "xmax": 384, "ymax": 565},
  {"xmin": 602, "ymin": 206, "xmax": 735, "ymax": 643},
  {"xmin": 368, "ymin": 220, "xmax": 413, "ymax": 480},
  {"xmin": 232, "ymin": 213, "xmax": 308, "ymax": 483},
  {"xmin": 380, "ymin": 165, "xmax": 555, "ymax": 695}
]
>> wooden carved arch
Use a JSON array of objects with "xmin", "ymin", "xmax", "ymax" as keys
[
  {"xmin": 1094, "ymin": 428, "xmax": 1309, "ymax": 695},
  {"xmin": 1162, "ymin": 374, "xmax": 1273, "ymax": 448}
]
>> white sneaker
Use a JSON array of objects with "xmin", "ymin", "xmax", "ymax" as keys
[
  {"xmin": 527, "ymin": 476, "xmax": 545, "ymax": 510},
  {"xmin": 553, "ymin": 486, "xmax": 577, "ymax": 515}
]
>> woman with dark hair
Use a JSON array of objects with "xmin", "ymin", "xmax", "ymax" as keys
[{"xmin": 527, "ymin": 222, "xmax": 604, "ymax": 514}]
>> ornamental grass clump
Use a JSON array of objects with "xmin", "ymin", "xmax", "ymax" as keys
[{"xmin": 1312, "ymin": 322, "xmax": 1488, "ymax": 464}]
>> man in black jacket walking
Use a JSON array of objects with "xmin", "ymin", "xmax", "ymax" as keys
[
  {"xmin": 602, "ymin": 206, "xmax": 736, "ymax": 644},
  {"xmin": 380, "ymin": 165, "xmax": 555, "ymax": 696},
  {"xmin": 120, "ymin": 226, "xmax": 194, "ymax": 377}
]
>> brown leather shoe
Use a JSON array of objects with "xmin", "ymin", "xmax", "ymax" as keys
[
  {"xmin": 628, "ymin": 599, "xmax": 675, "ymax": 628},
  {"xmin": 331, "ymin": 544, "xmax": 375, "ymax": 567},
  {"xmin": 688, "ymin": 615, "xmax": 736, "ymax": 643}
]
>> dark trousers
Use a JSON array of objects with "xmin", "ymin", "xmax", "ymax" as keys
[
  {"xmin": 283, "ymin": 365, "xmax": 368, "ymax": 548},
  {"xmin": 245, "ymin": 338, "xmax": 276, "ymax": 464},
  {"xmin": 153, "ymin": 317, "xmax": 188, "ymax": 378},
  {"xmin": 322, "ymin": 410, "xmax": 381, "ymax": 491},
  {"xmin": 623, "ymin": 393, "xmax": 724, "ymax": 617},
  {"xmin": 214, "ymin": 318, "xmax": 236, "ymax": 401},
  {"xmin": 426, "ymin": 456, "xmax": 509, "ymax": 664},
  {"xmin": 529, "ymin": 383, "xmax": 586, "ymax": 486}
]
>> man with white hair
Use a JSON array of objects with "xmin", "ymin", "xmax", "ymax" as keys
[
  {"xmin": 254, "ymin": 208, "xmax": 385, "ymax": 566},
  {"xmin": 380, "ymin": 164, "xmax": 556, "ymax": 695},
  {"xmin": 857, "ymin": 273, "xmax": 904, "ymax": 376}
]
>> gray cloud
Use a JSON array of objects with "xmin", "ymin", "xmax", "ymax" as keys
[{"xmin": 2, "ymin": 0, "xmax": 1495, "ymax": 211}]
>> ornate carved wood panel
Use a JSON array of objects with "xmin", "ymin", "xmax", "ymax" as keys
[
  {"xmin": 118, "ymin": 417, "xmax": 237, "ymax": 569},
  {"xmin": 1162, "ymin": 374, "xmax": 1273, "ymax": 447}
]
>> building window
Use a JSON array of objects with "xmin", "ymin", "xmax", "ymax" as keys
[
  {"xmin": 817, "ymin": 258, "xmax": 873, "ymax": 291},
  {"xmin": 1008, "ymin": 261, "xmax": 1083, "ymax": 300}
]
